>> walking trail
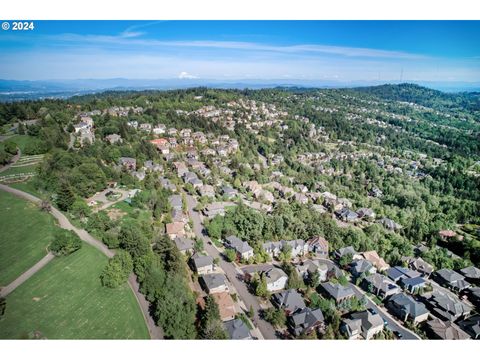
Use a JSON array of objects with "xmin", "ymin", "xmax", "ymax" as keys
[{"xmin": 0, "ymin": 183, "xmax": 163, "ymax": 339}]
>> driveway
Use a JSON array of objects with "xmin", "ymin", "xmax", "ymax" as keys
[
  {"xmin": 350, "ymin": 283, "xmax": 420, "ymax": 340},
  {"xmin": 185, "ymin": 194, "xmax": 278, "ymax": 339},
  {"xmin": 313, "ymin": 258, "xmax": 420, "ymax": 340}
]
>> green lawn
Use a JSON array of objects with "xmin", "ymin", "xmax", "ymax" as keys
[
  {"xmin": 8, "ymin": 181, "xmax": 46, "ymax": 199},
  {"xmin": 0, "ymin": 244, "xmax": 149, "ymax": 339},
  {"xmin": 0, "ymin": 190, "xmax": 56, "ymax": 286},
  {"xmin": 0, "ymin": 163, "xmax": 38, "ymax": 177},
  {"xmin": 6, "ymin": 135, "xmax": 37, "ymax": 152}
]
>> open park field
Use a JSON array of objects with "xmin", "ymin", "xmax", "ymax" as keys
[
  {"xmin": 0, "ymin": 244, "xmax": 149, "ymax": 339},
  {"xmin": 0, "ymin": 190, "xmax": 55, "ymax": 286}
]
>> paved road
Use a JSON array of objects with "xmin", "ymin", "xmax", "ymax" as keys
[
  {"xmin": 185, "ymin": 194, "xmax": 278, "ymax": 340},
  {"xmin": 321, "ymin": 258, "xmax": 420, "ymax": 340},
  {"xmin": 0, "ymin": 184, "xmax": 163, "ymax": 339},
  {"xmin": 0, "ymin": 253, "xmax": 55, "ymax": 298},
  {"xmin": 350, "ymin": 284, "xmax": 420, "ymax": 340}
]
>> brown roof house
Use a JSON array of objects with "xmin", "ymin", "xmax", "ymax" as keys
[
  {"xmin": 211, "ymin": 292, "xmax": 236, "ymax": 321},
  {"xmin": 165, "ymin": 222, "xmax": 186, "ymax": 240},
  {"xmin": 307, "ymin": 236, "xmax": 329, "ymax": 259},
  {"xmin": 361, "ymin": 250, "xmax": 390, "ymax": 272}
]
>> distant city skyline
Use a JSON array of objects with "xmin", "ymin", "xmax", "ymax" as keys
[{"xmin": 0, "ymin": 21, "xmax": 479, "ymax": 82}]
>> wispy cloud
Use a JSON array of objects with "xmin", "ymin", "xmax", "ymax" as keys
[{"xmin": 49, "ymin": 33, "xmax": 427, "ymax": 60}]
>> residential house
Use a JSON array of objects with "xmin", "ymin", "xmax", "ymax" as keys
[
  {"xmin": 387, "ymin": 293, "xmax": 429, "ymax": 324},
  {"xmin": 272, "ymin": 289, "xmax": 306, "ymax": 315},
  {"xmin": 425, "ymin": 318, "xmax": 470, "ymax": 340},
  {"xmin": 153, "ymin": 124, "xmax": 166, "ymax": 135},
  {"xmin": 403, "ymin": 256, "xmax": 434, "ymax": 278},
  {"xmin": 165, "ymin": 222, "xmax": 185, "ymax": 240},
  {"xmin": 200, "ymin": 273, "xmax": 228, "ymax": 294},
  {"xmin": 296, "ymin": 260, "xmax": 329, "ymax": 283},
  {"xmin": 211, "ymin": 292, "xmax": 236, "ymax": 321},
  {"xmin": 424, "ymin": 290, "xmax": 472, "ymax": 322},
  {"xmin": 132, "ymin": 170, "xmax": 146, "ymax": 181},
  {"xmin": 341, "ymin": 310, "xmax": 384, "ymax": 340},
  {"xmin": 225, "ymin": 235, "xmax": 254, "ymax": 260},
  {"xmin": 356, "ymin": 208, "xmax": 376, "ymax": 220},
  {"xmin": 288, "ymin": 307, "xmax": 325, "ymax": 336},
  {"xmin": 433, "ymin": 269, "xmax": 471, "ymax": 292},
  {"xmin": 465, "ymin": 287, "xmax": 480, "ymax": 308},
  {"xmin": 283, "ymin": 239, "xmax": 308, "ymax": 258},
  {"xmin": 119, "ymin": 157, "xmax": 136, "ymax": 171},
  {"xmin": 400, "ymin": 277, "xmax": 427, "ymax": 293},
  {"xmin": 198, "ymin": 184, "xmax": 215, "ymax": 198},
  {"xmin": 307, "ymin": 236, "xmax": 329, "ymax": 259},
  {"xmin": 363, "ymin": 273, "xmax": 401, "ymax": 300},
  {"xmin": 377, "ymin": 217, "xmax": 402, "ymax": 231},
  {"xmin": 438, "ymin": 229, "xmax": 463, "ymax": 241},
  {"xmin": 335, "ymin": 207, "xmax": 359, "ymax": 222},
  {"xmin": 334, "ymin": 246, "xmax": 358, "ymax": 260},
  {"xmin": 262, "ymin": 267, "xmax": 289, "ymax": 292},
  {"xmin": 294, "ymin": 192, "xmax": 309, "ymax": 205},
  {"xmin": 144, "ymin": 160, "xmax": 163, "ymax": 172},
  {"xmin": 139, "ymin": 123, "xmax": 152, "ymax": 132},
  {"xmin": 160, "ymin": 177, "xmax": 176, "ymax": 192},
  {"xmin": 460, "ymin": 266, "xmax": 480, "ymax": 284},
  {"xmin": 361, "ymin": 251, "xmax": 390, "ymax": 272},
  {"xmin": 191, "ymin": 254, "xmax": 214, "ymax": 275},
  {"xmin": 173, "ymin": 161, "xmax": 188, "ymax": 177},
  {"xmin": 387, "ymin": 266, "xmax": 425, "ymax": 292},
  {"xmin": 169, "ymin": 194, "xmax": 183, "ymax": 211},
  {"xmin": 369, "ymin": 187, "xmax": 383, "ymax": 198},
  {"xmin": 221, "ymin": 185, "xmax": 238, "ymax": 200},
  {"xmin": 173, "ymin": 237, "xmax": 195, "ymax": 255},
  {"xmin": 458, "ymin": 315, "xmax": 480, "ymax": 339},
  {"xmin": 224, "ymin": 319, "xmax": 252, "ymax": 340},
  {"xmin": 262, "ymin": 241, "xmax": 282, "ymax": 259},
  {"xmin": 203, "ymin": 203, "xmax": 226, "ymax": 218},
  {"xmin": 105, "ymin": 133, "xmax": 122, "ymax": 144},
  {"xmin": 172, "ymin": 209, "xmax": 188, "ymax": 224},
  {"xmin": 350, "ymin": 259, "xmax": 376, "ymax": 278},
  {"xmin": 262, "ymin": 239, "xmax": 308, "ymax": 259},
  {"xmin": 320, "ymin": 282, "xmax": 356, "ymax": 304},
  {"xmin": 180, "ymin": 128, "xmax": 192, "ymax": 138}
]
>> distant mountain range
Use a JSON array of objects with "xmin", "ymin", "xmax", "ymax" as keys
[{"xmin": 1, "ymin": 78, "xmax": 479, "ymax": 101}]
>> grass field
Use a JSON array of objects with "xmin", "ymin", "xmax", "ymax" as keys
[
  {"xmin": 0, "ymin": 244, "xmax": 149, "ymax": 339},
  {"xmin": 0, "ymin": 190, "xmax": 56, "ymax": 286},
  {"xmin": 5, "ymin": 135, "xmax": 38, "ymax": 152},
  {"xmin": 8, "ymin": 181, "xmax": 46, "ymax": 199}
]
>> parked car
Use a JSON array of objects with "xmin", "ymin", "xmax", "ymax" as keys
[{"xmin": 393, "ymin": 330, "xmax": 403, "ymax": 339}]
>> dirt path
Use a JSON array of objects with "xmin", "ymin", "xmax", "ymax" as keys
[
  {"xmin": 0, "ymin": 253, "xmax": 55, "ymax": 298},
  {"xmin": 0, "ymin": 148, "xmax": 21, "ymax": 174},
  {"xmin": 0, "ymin": 184, "xmax": 164, "ymax": 339}
]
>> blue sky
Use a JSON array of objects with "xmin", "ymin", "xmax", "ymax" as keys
[{"xmin": 0, "ymin": 21, "xmax": 479, "ymax": 81}]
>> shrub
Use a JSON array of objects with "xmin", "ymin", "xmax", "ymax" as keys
[
  {"xmin": 50, "ymin": 229, "xmax": 82, "ymax": 256},
  {"xmin": 100, "ymin": 250, "xmax": 133, "ymax": 288}
]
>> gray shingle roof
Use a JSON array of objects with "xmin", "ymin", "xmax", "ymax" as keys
[
  {"xmin": 321, "ymin": 282, "xmax": 355, "ymax": 301},
  {"xmin": 201, "ymin": 273, "xmax": 227, "ymax": 290},
  {"xmin": 460, "ymin": 266, "xmax": 480, "ymax": 279},
  {"xmin": 192, "ymin": 254, "xmax": 214, "ymax": 269},
  {"xmin": 272, "ymin": 289, "xmax": 306, "ymax": 313},
  {"xmin": 389, "ymin": 293, "xmax": 429, "ymax": 318},
  {"xmin": 224, "ymin": 319, "xmax": 252, "ymax": 340}
]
